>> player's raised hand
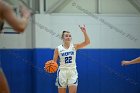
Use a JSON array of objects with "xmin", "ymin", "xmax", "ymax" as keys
[{"xmin": 79, "ymin": 25, "xmax": 86, "ymax": 32}]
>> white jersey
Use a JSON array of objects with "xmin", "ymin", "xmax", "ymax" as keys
[{"xmin": 57, "ymin": 44, "xmax": 76, "ymax": 69}]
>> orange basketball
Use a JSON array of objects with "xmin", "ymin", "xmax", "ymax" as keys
[{"xmin": 45, "ymin": 60, "xmax": 58, "ymax": 73}]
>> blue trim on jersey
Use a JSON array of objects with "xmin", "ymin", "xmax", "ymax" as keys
[
  {"xmin": 58, "ymin": 69, "xmax": 62, "ymax": 87},
  {"xmin": 73, "ymin": 79, "xmax": 78, "ymax": 84}
]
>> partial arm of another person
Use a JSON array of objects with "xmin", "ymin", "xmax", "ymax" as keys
[
  {"xmin": 122, "ymin": 57, "xmax": 140, "ymax": 66},
  {"xmin": 1, "ymin": 1, "xmax": 30, "ymax": 32}
]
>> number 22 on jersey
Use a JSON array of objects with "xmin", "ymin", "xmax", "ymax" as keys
[{"xmin": 65, "ymin": 56, "xmax": 72, "ymax": 63}]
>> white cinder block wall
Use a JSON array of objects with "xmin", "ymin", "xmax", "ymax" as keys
[{"xmin": 35, "ymin": 14, "xmax": 140, "ymax": 49}]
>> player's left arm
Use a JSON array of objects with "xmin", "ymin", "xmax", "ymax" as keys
[{"xmin": 74, "ymin": 25, "xmax": 90, "ymax": 50}]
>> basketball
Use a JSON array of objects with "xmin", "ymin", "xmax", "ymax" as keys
[{"xmin": 45, "ymin": 60, "xmax": 58, "ymax": 73}]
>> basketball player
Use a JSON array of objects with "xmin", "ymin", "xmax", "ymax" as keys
[
  {"xmin": 121, "ymin": 57, "xmax": 140, "ymax": 66},
  {"xmin": 0, "ymin": 0, "xmax": 31, "ymax": 93},
  {"xmin": 53, "ymin": 25, "xmax": 90, "ymax": 93}
]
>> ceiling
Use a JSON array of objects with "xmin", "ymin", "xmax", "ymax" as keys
[{"xmin": 5, "ymin": 0, "xmax": 140, "ymax": 14}]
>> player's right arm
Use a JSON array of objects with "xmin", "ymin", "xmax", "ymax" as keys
[
  {"xmin": 0, "ymin": 1, "xmax": 30, "ymax": 32},
  {"xmin": 53, "ymin": 48, "xmax": 59, "ymax": 62}
]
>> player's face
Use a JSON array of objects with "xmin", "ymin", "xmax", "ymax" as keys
[{"xmin": 63, "ymin": 32, "xmax": 72, "ymax": 43}]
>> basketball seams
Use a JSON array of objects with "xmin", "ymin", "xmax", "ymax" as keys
[{"xmin": 45, "ymin": 60, "xmax": 58, "ymax": 73}]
